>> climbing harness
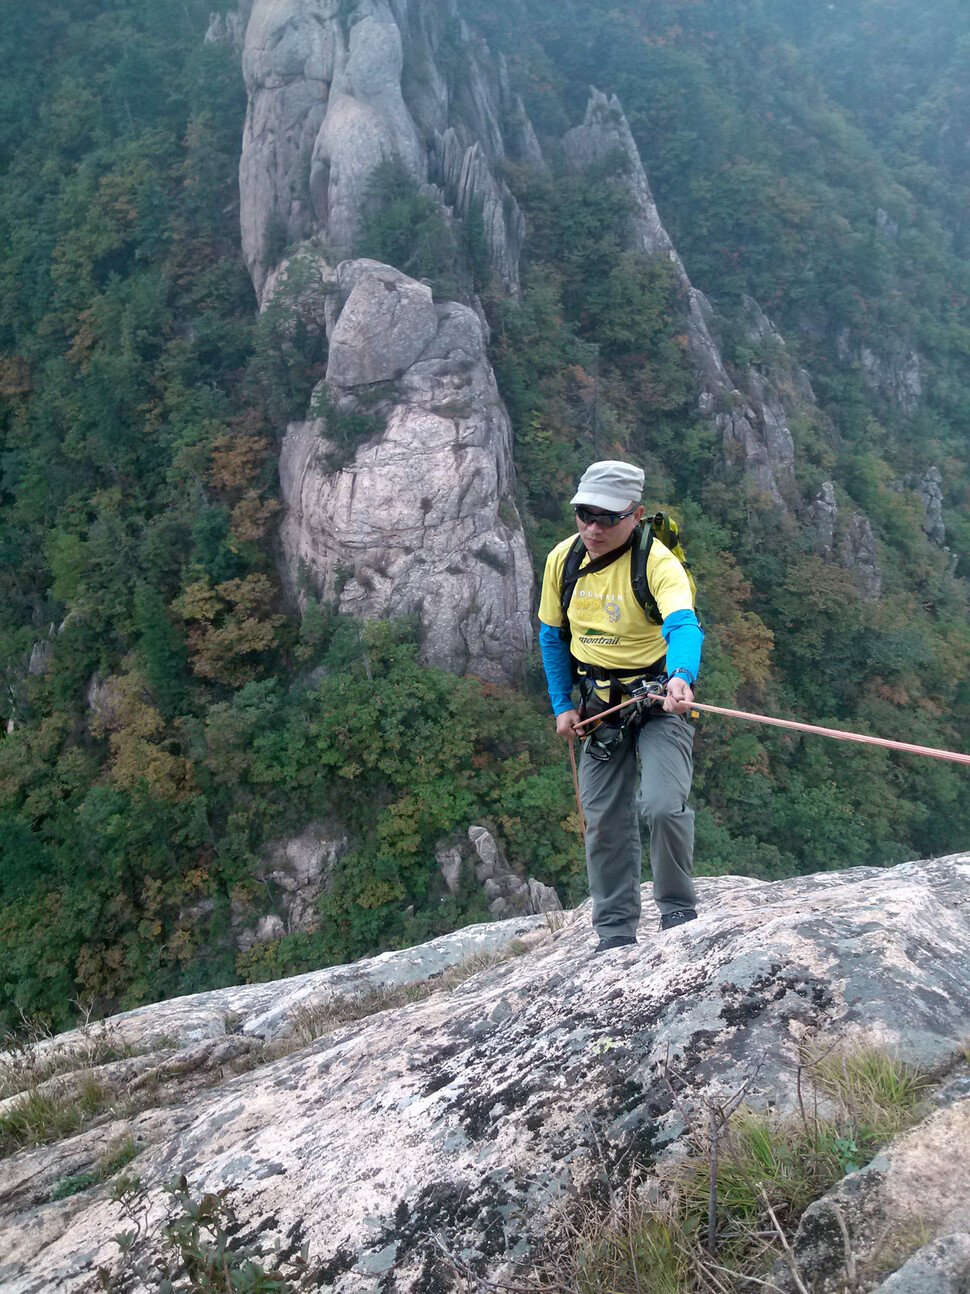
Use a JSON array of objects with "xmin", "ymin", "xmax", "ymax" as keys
[{"xmin": 568, "ymin": 677, "xmax": 670, "ymax": 842}]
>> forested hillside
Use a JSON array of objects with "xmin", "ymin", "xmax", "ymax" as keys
[{"xmin": 2, "ymin": 0, "xmax": 969, "ymax": 1031}]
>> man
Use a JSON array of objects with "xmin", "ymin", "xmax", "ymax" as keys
[{"xmin": 538, "ymin": 461, "xmax": 704, "ymax": 951}]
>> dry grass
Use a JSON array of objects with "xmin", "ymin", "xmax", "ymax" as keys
[
  {"xmin": 249, "ymin": 939, "xmax": 532, "ymax": 1066},
  {"xmin": 0, "ymin": 1018, "xmax": 181, "ymax": 1159},
  {"xmin": 804, "ymin": 1040, "xmax": 932, "ymax": 1142},
  {"xmin": 2, "ymin": 939, "xmax": 532, "ymax": 1158},
  {"xmin": 0, "ymin": 1072, "xmax": 115, "ymax": 1158},
  {"xmin": 0, "ymin": 1018, "xmax": 137, "ymax": 1104}
]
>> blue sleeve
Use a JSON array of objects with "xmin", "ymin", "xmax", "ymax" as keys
[
  {"xmin": 539, "ymin": 621, "xmax": 576, "ymax": 715},
  {"xmin": 662, "ymin": 609, "xmax": 704, "ymax": 685}
]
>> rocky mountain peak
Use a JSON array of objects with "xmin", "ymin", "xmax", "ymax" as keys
[
  {"xmin": 237, "ymin": 2, "xmax": 541, "ymax": 679},
  {"xmin": 563, "ymin": 88, "xmax": 802, "ymax": 516}
]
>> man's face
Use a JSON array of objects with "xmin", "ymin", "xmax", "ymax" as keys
[{"xmin": 575, "ymin": 502, "xmax": 645, "ymax": 557}]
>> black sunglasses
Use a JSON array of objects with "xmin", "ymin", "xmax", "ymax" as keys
[{"xmin": 574, "ymin": 504, "xmax": 639, "ymax": 528}]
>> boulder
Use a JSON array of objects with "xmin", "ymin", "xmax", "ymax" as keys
[
  {"xmin": 773, "ymin": 1098, "xmax": 970, "ymax": 1292},
  {"xmin": 326, "ymin": 266, "xmax": 439, "ymax": 386},
  {"xmin": 806, "ymin": 481, "xmax": 839, "ymax": 559},
  {"xmin": 239, "ymin": 0, "xmax": 332, "ymax": 300},
  {"xmin": 204, "ymin": 8, "xmax": 248, "ymax": 53},
  {"xmin": 872, "ymin": 1234, "xmax": 970, "ymax": 1294},
  {"xmin": 436, "ymin": 843, "xmax": 465, "ymax": 895},
  {"xmin": 27, "ymin": 641, "xmax": 54, "ymax": 677},
  {"xmin": 467, "ymin": 825, "xmax": 562, "ymax": 918}
]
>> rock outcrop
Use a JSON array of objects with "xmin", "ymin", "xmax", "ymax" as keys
[
  {"xmin": 236, "ymin": 821, "xmax": 351, "ymax": 952},
  {"xmin": 435, "ymin": 825, "xmax": 563, "ymax": 918},
  {"xmin": 277, "ymin": 257, "xmax": 534, "ymax": 682},
  {"xmin": 837, "ymin": 328, "xmax": 923, "ymax": 416},
  {"xmin": 806, "ymin": 481, "xmax": 884, "ymax": 600},
  {"xmin": 4, "ymin": 855, "xmax": 970, "ymax": 1292},
  {"xmin": 891, "ymin": 466, "xmax": 947, "ymax": 547},
  {"xmin": 204, "ymin": 6, "xmax": 250, "ymax": 54},
  {"xmin": 240, "ymin": 0, "xmax": 531, "ymax": 301},
  {"xmin": 562, "ymin": 90, "xmax": 800, "ymax": 514}
]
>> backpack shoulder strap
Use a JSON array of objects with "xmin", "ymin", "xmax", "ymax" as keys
[
  {"xmin": 559, "ymin": 535, "xmax": 587, "ymax": 635},
  {"xmin": 630, "ymin": 523, "xmax": 662, "ymax": 625}
]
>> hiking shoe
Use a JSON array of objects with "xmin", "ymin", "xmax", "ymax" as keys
[
  {"xmin": 660, "ymin": 908, "xmax": 697, "ymax": 931},
  {"xmin": 595, "ymin": 934, "xmax": 638, "ymax": 953}
]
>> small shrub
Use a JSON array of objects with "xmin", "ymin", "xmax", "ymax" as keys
[
  {"xmin": 569, "ymin": 1190, "xmax": 695, "ymax": 1294},
  {"xmin": 353, "ymin": 156, "xmax": 458, "ymax": 297},
  {"xmin": 51, "ymin": 1170, "xmax": 101, "ymax": 1201},
  {"xmin": 0, "ymin": 1019, "xmax": 133, "ymax": 1103},
  {"xmin": 99, "ymin": 1174, "xmax": 313, "ymax": 1292},
  {"xmin": 102, "ymin": 1132, "xmax": 141, "ymax": 1176},
  {"xmin": 311, "ymin": 388, "xmax": 384, "ymax": 474},
  {"xmin": 48, "ymin": 1133, "xmax": 143, "ymax": 1202}
]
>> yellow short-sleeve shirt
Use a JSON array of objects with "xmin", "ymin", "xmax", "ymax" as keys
[{"xmin": 538, "ymin": 531, "xmax": 694, "ymax": 678}]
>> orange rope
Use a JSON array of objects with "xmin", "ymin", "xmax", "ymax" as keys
[
  {"xmin": 568, "ymin": 737, "xmax": 586, "ymax": 841},
  {"xmin": 574, "ymin": 693, "xmax": 970, "ymax": 767}
]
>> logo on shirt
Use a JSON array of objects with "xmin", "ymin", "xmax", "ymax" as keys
[{"xmin": 605, "ymin": 600, "xmax": 621, "ymax": 624}]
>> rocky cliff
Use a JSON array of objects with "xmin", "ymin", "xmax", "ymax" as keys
[
  {"xmin": 562, "ymin": 90, "xmax": 802, "ymax": 517},
  {"xmin": 239, "ymin": 0, "xmax": 533, "ymax": 301},
  {"xmin": 4, "ymin": 856, "xmax": 969, "ymax": 1292},
  {"xmin": 274, "ymin": 253, "xmax": 534, "ymax": 681}
]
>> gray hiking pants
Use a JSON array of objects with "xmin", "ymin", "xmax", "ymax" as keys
[{"xmin": 578, "ymin": 711, "xmax": 696, "ymax": 938}]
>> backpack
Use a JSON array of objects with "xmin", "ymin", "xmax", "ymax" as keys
[{"xmin": 559, "ymin": 512, "xmax": 696, "ymax": 643}]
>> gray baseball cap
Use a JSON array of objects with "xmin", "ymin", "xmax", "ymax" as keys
[{"xmin": 570, "ymin": 460, "xmax": 644, "ymax": 511}]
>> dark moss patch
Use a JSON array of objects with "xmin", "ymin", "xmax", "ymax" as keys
[
  {"xmin": 315, "ymin": 1246, "xmax": 358, "ymax": 1284},
  {"xmin": 424, "ymin": 1069, "xmax": 457, "ymax": 1095},
  {"xmin": 453, "ymin": 1078, "xmax": 536, "ymax": 1140},
  {"xmin": 376, "ymin": 1174, "xmax": 519, "ymax": 1285},
  {"xmin": 719, "ymin": 969, "xmax": 834, "ymax": 1026},
  {"xmin": 277, "ymin": 1217, "xmax": 306, "ymax": 1264}
]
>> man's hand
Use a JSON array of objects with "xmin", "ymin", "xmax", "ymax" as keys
[
  {"xmin": 555, "ymin": 708, "xmax": 584, "ymax": 739},
  {"xmin": 663, "ymin": 676, "xmax": 694, "ymax": 714}
]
